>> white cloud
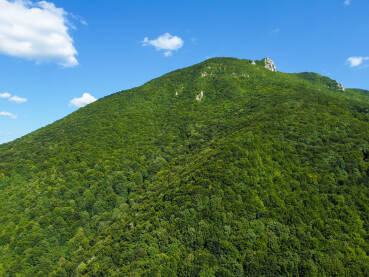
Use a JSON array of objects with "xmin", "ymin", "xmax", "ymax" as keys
[
  {"xmin": 0, "ymin": 111, "xmax": 17, "ymax": 119},
  {"xmin": 344, "ymin": 0, "xmax": 351, "ymax": 6},
  {"xmin": 0, "ymin": 92, "xmax": 11, "ymax": 98},
  {"xmin": 70, "ymin": 92, "xmax": 96, "ymax": 107},
  {"xmin": 0, "ymin": 0, "xmax": 78, "ymax": 67},
  {"xmin": 164, "ymin": 51, "xmax": 172, "ymax": 57},
  {"xmin": 0, "ymin": 92, "xmax": 27, "ymax": 103},
  {"xmin": 347, "ymin": 56, "xmax": 369, "ymax": 67},
  {"xmin": 9, "ymin": 95, "xmax": 27, "ymax": 103},
  {"xmin": 142, "ymin": 33, "xmax": 183, "ymax": 56}
]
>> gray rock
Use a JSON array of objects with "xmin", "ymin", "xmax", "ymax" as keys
[
  {"xmin": 196, "ymin": 91, "xmax": 204, "ymax": 101},
  {"xmin": 263, "ymin": 58, "xmax": 277, "ymax": 72}
]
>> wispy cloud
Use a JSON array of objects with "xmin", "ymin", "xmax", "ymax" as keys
[
  {"xmin": 9, "ymin": 95, "xmax": 27, "ymax": 104},
  {"xmin": 142, "ymin": 33, "xmax": 184, "ymax": 56},
  {"xmin": 344, "ymin": 0, "xmax": 351, "ymax": 6},
  {"xmin": 0, "ymin": 111, "xmax": 17, "ymax": 119},
  {"xmin": 0, "ymin": 92, "xmax": 11, "ymax": 98},
  {"xmin": 347, "ymin": 56, "xmax": 369, "ymax": 67},
  {"xmin": 0, "ymin": 0, "xmax": 78, "ymax": 67},
  {"xmin": 0, "ymin": 92, "xmax": 27, "ymax": 103},
  {"xmin": 70, "ymin": 93, "xmax": 96, "ymax": 107},
  {"xmin": 69, "ymin": 13, "xmax": 88, "ymax": 27},
  {"xmin": 80, "ymin": 19, "xmax": 88, "ymax": 26}
]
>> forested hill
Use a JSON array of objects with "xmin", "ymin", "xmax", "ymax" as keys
[{"xmin": 1, "ymin": 57, "xmax": 369, "ymax": 276}]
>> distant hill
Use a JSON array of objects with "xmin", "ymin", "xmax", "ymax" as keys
[{"xmin": 1, "ymin": 57, "xmax": 369, "ymax": 276}]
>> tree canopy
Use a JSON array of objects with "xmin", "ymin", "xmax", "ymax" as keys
[{"xmin": 1, "ymin": 57, "xmax": 369, "ymax": 276}]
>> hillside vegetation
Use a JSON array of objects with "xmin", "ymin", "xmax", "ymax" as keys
[{"xmin": 1, "ymin": 58, "xmax": 369, "ymax": 276}]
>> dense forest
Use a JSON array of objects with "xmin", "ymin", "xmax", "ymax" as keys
[{"xmin": 1, "ymin": 57, "xmax": 369, "ymax": 276}]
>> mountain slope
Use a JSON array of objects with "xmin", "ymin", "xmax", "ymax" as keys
[{"xmin": 1, "ymin": 58, "xmax": 369, "ymax": 276}]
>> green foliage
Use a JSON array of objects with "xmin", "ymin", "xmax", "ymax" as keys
[
  {"xmin": 294, "ymin": 72, "xmax": 342, "ymax": 90},
  {"xmin": 1, "ymin": 57, "xmax": 369, "ymax": 276}
]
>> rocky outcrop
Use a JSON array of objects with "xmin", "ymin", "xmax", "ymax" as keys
[
  {"xmin": 263, "ymin": 58, "xmax": 277, "ymax": 72},
  {"xmin": 196, "ymin": 91, "xmax": 204, "ymax": 101}
]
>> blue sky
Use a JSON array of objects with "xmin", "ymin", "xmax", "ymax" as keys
[{"xmin": 0, "ymin": 0, "xmax": 368, "ymax": 143}]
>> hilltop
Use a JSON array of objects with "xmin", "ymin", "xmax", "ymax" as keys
[{"xmin": 1, "ymin": 57, "xmax": 369, "ymax": 276}]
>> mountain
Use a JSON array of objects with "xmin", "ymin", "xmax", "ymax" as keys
[{"xmin": 1, "ymin": 57, "xmax": 369, "ymax": 276}]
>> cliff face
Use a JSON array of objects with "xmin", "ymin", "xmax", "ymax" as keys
[{"xmin": 263, "ymin": 57, "xmax": 277, "ymax": 72}]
